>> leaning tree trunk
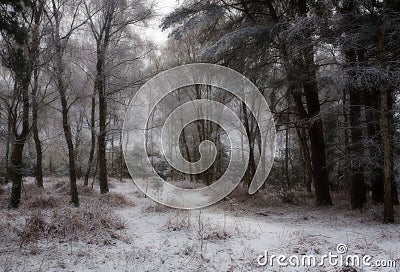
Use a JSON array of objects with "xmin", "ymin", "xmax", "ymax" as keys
[
  {"xmin": 56, "ymin": 62, "xmax": 79, "ymax": 207},
  {"xmin": 52, "ymin": 0, "xmax": 79, "ymax": 207}
]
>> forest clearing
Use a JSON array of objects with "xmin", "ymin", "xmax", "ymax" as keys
[
  {"xmin": 1, "ymin": 0, "xmax": 400, "ymax": 271},
  {"xmin": 0, "ymin": 178, "xmax": 399, "ymax": 271}
]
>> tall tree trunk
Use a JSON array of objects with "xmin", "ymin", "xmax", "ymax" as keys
[
  {"xmin": 9, "ymin": 1, "xmax": 43, "ymax": 208},
  {"xmin": 366, "ymin": 88, "xmax": 384, "ymax": 203},
  {"xmin": 387, "ymin": 89, "xmax": 399, "ymax": 205},
  {"xmin": 94, "ymin": 2, "xmax": 114, "ymax": 193},
  {"xmin": 296, "ymin": 126, "xmax": 312, "ymax": 193},
  {"xmin": 342, "ymin": 90, "xmax": 350, "ymax": 191},
  {"xmin": 381, "ymin": 86, "xmax": 393, "ymax": 222},
  {"xmin": 118, "ymin": 129, "xmax": 124, "ymax": 181},
  {"xmin": 32, "ymin": 68, "xmax": 43, "ymax": 188},
  {"xmin": 284, "ymin": 95, "xmax": 291, "ymax": 189},
  {"xmin": 52, "ymin": 0, "xmax": 79, "ymax": 207},
  {"xmin": 9, "ymin": 76, "xmax": 31, "ymax": 208},
  {"xmin": 302, "ymin": 48, "xmax": 332, "ymax": 205},
  {"xmin": 346, "ymin": 49, "xmax": 366, "ymax": 209},
  {"xmin": 58, "ymin": 73, "xmax": 79, "ymax": 207},
  {"xmin": 180, "ymin": 128, "xmax": 193, "ymax": 181},
  {"xmin": 379, "ymin": 0, "xmax": 394, "ymax": 222},
  {"xmin": 5, "ymin": 107, "xmax": 12, "ymax": 181},
  {"xmin": 9, "ymin": 142, "xmax": 25, "ymax": 208},
  {"xmin": 289, "ymin": 0, "xmax": 332, "ymax": 206},
  {"xmin": 74, "ymin": 112, "xmax": 84, "ymax": 180},
  {"xmin": 84, "ymin": 95, "xmax": 96, "ymax": 186},
  {"xmin": 292, "ymin": 56, "xmax": 333, "ymax": 205},
  {"xmin": 242, "ymin": 102, "xmax": 256, "ymax": 188},
  {"xmin": 349, "ymin": 88, "xmax": 366, "ymax": 209},
  {"xmin": 96, "ymin": 48, "xmax": 109, "ymax": 194}
]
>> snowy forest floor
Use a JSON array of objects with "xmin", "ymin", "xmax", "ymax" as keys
[{"xmin": 0, "ymin": 178, "xmax": 399, "ymax": 272}]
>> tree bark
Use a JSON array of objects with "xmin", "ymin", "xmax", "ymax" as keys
[
  {"xmin": 9, "ymin": 66, "xmax": 31, "ymax": 208},
  {"xmin": 301, "ymin": 27, "xmax": 332, "ymax": 204},
  {"xmin": 241, "ymin": 102, "xmax": 256, "ymax": 188},
  {"xmin": 366, "ymin": 88, "xmax": 384, "ymax": 203},
  {"xmin": 32, "ymin": 68, "xmax": 43, "ymax": 188},
  {"xmin": 8, "ymin": 1, "xmax": 43, "ymax": 208},
  {"xmin": 9, "ymin": 142, "xmax": 25, "ymax": 208},
  {"xmin": 296, "ymin": 126, "xmax": 312, "ymax": 193},
  {"xmin": 379, "ymin": 0, "xmax": 394, "ymax": 222},
  {"xmin": 84, "ymin": 95, "xmax": 96, "ymax": 186},
  {"xmin": 346, "ymin": 49, "xmax": 366, "ymax": 209},
  {"xmin": 52, "ymin": 0, "xmax": 79, "ymax": 207},
  {"xmin": 97, "ymin": 48, "xmax": 109, "ymax": 194}
]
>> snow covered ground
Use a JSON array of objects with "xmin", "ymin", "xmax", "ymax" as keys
[{"xmin": 0, "ymin": 178, "xmax": 399, "ymax": 272}]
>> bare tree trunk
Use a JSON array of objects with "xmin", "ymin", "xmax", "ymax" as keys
[
  {"xmin": 296, "ymin": 126, "xmax": 312, "ymax": 193},
  {"xmin": 52, "ymin": 0, "xmax": 79, "ymax": 207},
  {"xmin": 32, "ymin": 68, "xmax": 43, "ymax": 188},
  {"xmin": 387, "ymin": 90, "xmax": 399, "ymax": 205},
  {"xmin": 292, "ymin": 82, "xmax": 332, "ymax": 206},
  {"xmin": 74, "ymin": 112, "xmax": 84, "ymax": 180},
  {"xmin": 366, "ymin": 88, "xmax": 384, "ymax": 203},
  {"xmin": 118, "ymin": 129, "xmax": 124, "ymax": 181},
  {"xmin": 345, "ymin": 49, "xmax": 366, "ymax": 209},
  {"xmin": 9, "ymin": 71, "xmax": 31, "ymax": 208},
  {"xmin": 284, "ymin": 95, "xmax": 291, "ymax": 189},
  {"xmin": 379, "ymin": 0, "xmax": 394, "ymax": 223},
  {"xmin": 84, "ymin": 95, "xmax": 96, "ymax": 186},
  {"xmin": 5, "ymin": 108, "xmax": 12, "ymax": 181},
  {"xmin": 381, "ymin": 86, "xmax": 393, "ymax": 222},
  {"xmin": 9, "ymin": 142, "xmax": 26, "ymax": 208},
  {"xmin": 342, "ymin": 90, "xmax": 350, "ymax": 191},
  {"xmin": 349, "ymin": 87, "xmax": 366, "ymax": 209},
  {"xmin": 93, "ymin": 3, "xmax": 114, "ymax": 194},
  {"xmin": 180, "ymin": 128, "xmax": 193, "ymax": 181},
  {"xmin": 9, "ymin": 1, "xmax": 43, "ymax": 208},
  {"xmin": 242, "ymin": 102, "xmax": 256, "ymax": 188},
  {"xmin": 97, "ymin": 48, "xmax": 109, "ymax": 194}
]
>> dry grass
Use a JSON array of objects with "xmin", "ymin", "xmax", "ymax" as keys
[
  {"xmin": 203, "ymin": 228, "xmax": 230, "ymax": 240},
  {"xmin": 142, "ymin": 202, "xmax": 172, "ymax": 213},
  {"xmin": 1, "ymin": 179, "xmax": 132, "ymax": 249},
  {"xmin": 14, "ymin": 201, "xmax": 126, "ymax": 247},
  {"xmin": 21, "ymin": 194, "xmax": 62, "ymax": 209},
  {"xmin": 164, "ymin": 211, "xmax": 191, "ymax": 231},
  {"xmin": 53, "ymin": 181, "xmax": 95, "ymax": 197},
  {"xmin": 98, "ymin": 192, "xmax": 133, "ymax": 207},
  {"xmin": 277, "ymin": 190, "xmax": 302, "ymax": 205}
]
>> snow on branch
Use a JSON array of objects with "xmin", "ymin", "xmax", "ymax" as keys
[
  {"xmin": 200, "ymin": 26, "xmax": 271, "ymax": 62},
  {"xmin": 161, "ymin": 2, "xmax": 224, "ymax": 31}
]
